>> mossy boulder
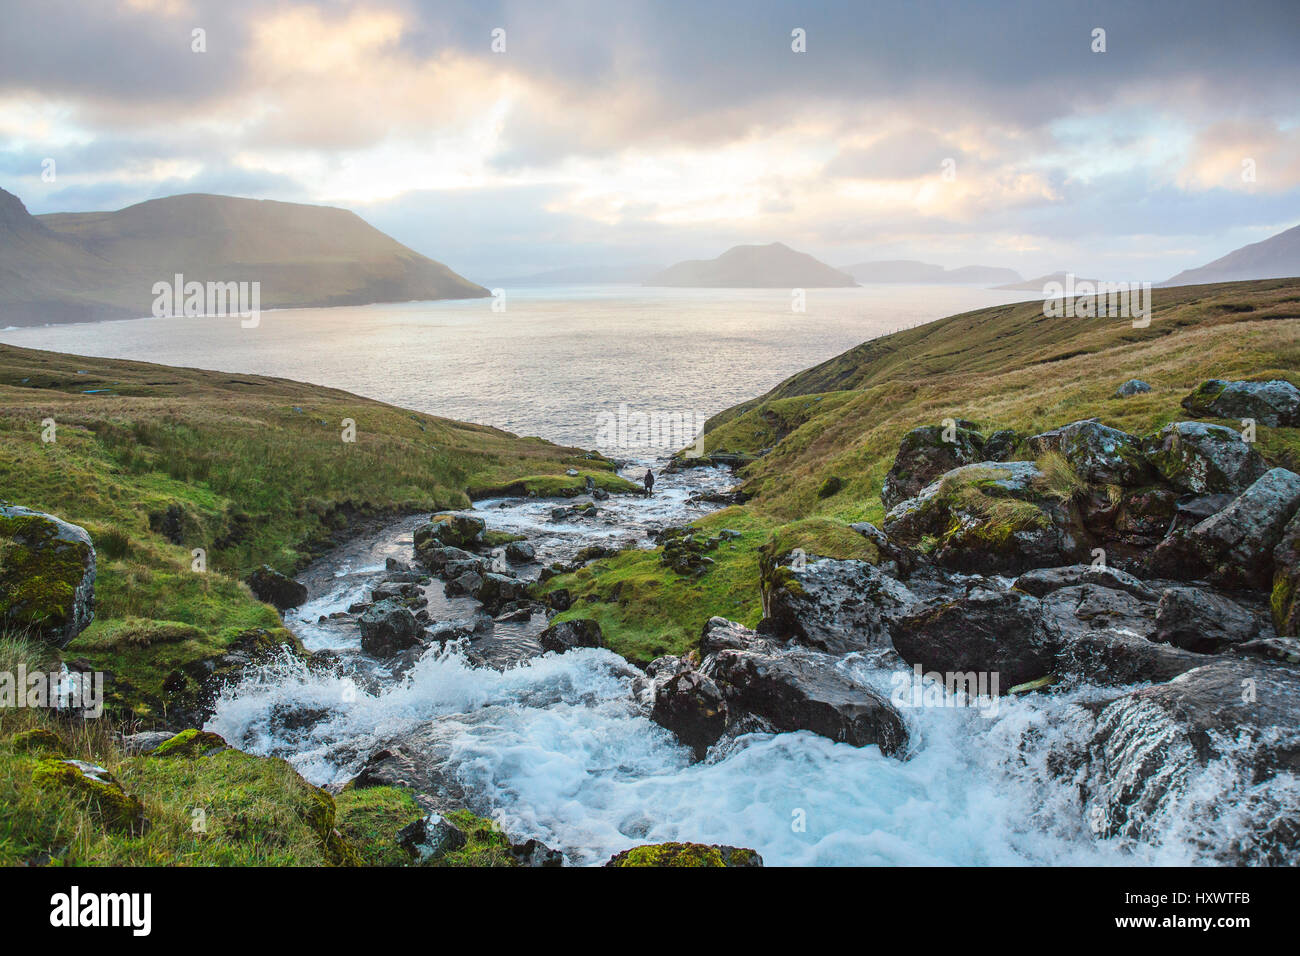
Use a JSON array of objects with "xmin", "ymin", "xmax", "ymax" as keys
[
  {"xmin": 1182, "ymin": 378, "xmax": 1300, "ymax": 428},
  {"xmin": 31, "ymin": 758, "xmax": 146, "ymax": 833},
  {"xmin": 1054, "ymin": 420, "xmax": 1154, "ymax": 486},
  {"xmin": 0, "ymin": 506, "xmax": 95, "ymax": 647},
  {"xmin": 148, "ymin": 728, "xmax": 229, "ymax": 758},
  {"xmin": 880, "ymin": 423, "xmax": 985, "ymax": 510},
  {"xmin": 604, "ymin": 842, "xmax": 763, "ymax": 867},
  {"xmin": 1141, "ymin": 422, "xmax": 1267, "ymax": 495},
  {"xmin": 245, "ymin": 565, "xmax": 307, "ymax": 611},
  {"xmin": 10, "ymin": 728, "xmax": 66, "ymax": 756},
  {"xmin": 1271, "ymin": 511, "xmax": 1300, "ymax": 636},
  {"xmin": 415, "ymin": 514, "xmax": 485, "ymax": 552}
]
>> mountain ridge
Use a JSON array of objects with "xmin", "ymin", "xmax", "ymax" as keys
[{"xmin": 644, "ymin": 242, "xmax": 858, "ymax": 288}]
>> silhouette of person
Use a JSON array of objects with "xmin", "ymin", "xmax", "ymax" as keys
[{"xmin": 643, "ymin": 468, "xmax": 655, "ymax": 495}]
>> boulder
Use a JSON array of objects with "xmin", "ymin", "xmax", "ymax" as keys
[
  {"xmin": 1153, "ymin": 586, "xmax": 1271, "ymax": 653},
  {"xmin": 762, "ymin": 557, "xmax": 915, "ymax": 654},
  {"xmin": 1024, "ymin": 418, "xmax": 1099, "ymax": 456},
  {"xmin": 891, "ymin": 589, "xmax": 1058, "ymax": 690},
  {"xmin": 880, "ymin": 423, "xmax": 985, "ymax": 510},
  {"xmin": 1114, "ymin": 379, "xmax": 1152, "ymax": 398},
  {"xmin": 414, "ymin": 514, "xmax": 485, "ymax": 552},
  {"xmin": 0, "ymin": 505, "xmax": 96, "ymax": 646},
  {"xmin": 1055, "ymin": 420, "xmax": 1153, "ymax": 486},
  {"xmin": 1154, "ymin": 468, "xmax": 1300, "ymax": 589},
  {"xmin": 245, "ymin": 564, "xmax": 308, "ymax": 611},
  {"xmin": 649, "ymin": 666, "xmax": 729, "ymax": 758},
  {"xmin": 538, "ymin": 618, "xmax": 603, "ymax": 653},
  {"xmin": 471, "ymin": 572, "xmax": 528, "ymax": 615},
  {"xmin": 1181, "ymin": 378, "xmax": 1300, "ymax": 428},
  {"xmin": 883, "ymin": 461, "xmax": 1090, "ymax": 574},
  {"xmin": 358, "ymin": 599, "xmax": 423, "ymax": 656},
  {"xmin": 700, "ymin": 616, "xmax": 763, "ymax": 655},
  {"xmin": 31, "ymin": 758, "xmax": 146, "ymax": 833},
  {"xmin": 982, "ymin": 429, "xmax": 1020, "ymax": 461},
  {"xmin": 443, "ymin": 569, "xmax": 484, "ymax": 597},
  {"xmin": 509, "ymin": 838, "xmax": 564, "ymax": 867},
  {"xmin": 1141, "ymin": 422, "xmax": 1267, "ymax": 495},
  {"xmin": 415, "ymin": 544, "xmax": 478, "ymax": 575},
  {"xmin": 702, "ymin": 637, "xmax": 908, "ymax": 754},
  {"xmin": 604, "ymin": 843, "xmax": 762, "ymax": 867},
  {"xmin": 504, "ymin": 540, "xmax": 536, "ymax": 564},
  {"xmin": 1081, "ymin": 660, "xmax": 1300, "ymax": 863},
  {"xmin": 397, "ymin": 812, "xmax": 467, "ymax": 862}
]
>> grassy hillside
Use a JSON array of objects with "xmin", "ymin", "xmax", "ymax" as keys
[
  {"xmin": 542, "ymin": 278, "xmax": 1300, "ymax": 661},
  {"xmin": 0, "ymin": 189, "xmax": 488, "ymax": 326},
  {"xmin": 0, "ymin": 344, "xmax": 632, "ymax": 717}
]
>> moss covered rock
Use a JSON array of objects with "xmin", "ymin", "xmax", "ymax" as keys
[
  {"xmin": 604, "ymin": 842, "xmax": 762, "ymax": 867},
  {"xmin": 31, "ymin": 758, "xmax": 146, "ymax": 833},
  {"xmin": 149, "ymin": 728, "xmax": 229, "ymax": 758},
  {"xmin": 880, "ymin": 423, "xmax": 985, "ymax": 510},
  {"xmin": 10, "ymin": 728, "xmax": 66, "ymax": 756},
  {"xmin": 1181, "ymin": 378, "xmax": 1300, "ymax": 428},
  {"xmin": 1141, "ymin": 422, "xmax": 1267, "ymax": 495},
  {"xmin": 0, "ymin": 506, "xmax": 96, "ymax": 647}
]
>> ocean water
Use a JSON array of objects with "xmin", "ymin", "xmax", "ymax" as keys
[{"xmin": 0, "ymin": 284, "xmax": 1031, "ymax": 448}]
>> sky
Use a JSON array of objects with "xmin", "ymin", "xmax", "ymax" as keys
[{"xmin": 1, "ymin": 0, "xmax": 1298, "ymax": 283}]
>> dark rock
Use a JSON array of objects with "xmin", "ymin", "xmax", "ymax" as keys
[
  {"xmin": 1024, "ymin": 419, "xmax": 1099, "ymax": 456},
  {"xmin": 414, "ymin": 514, "xmax": 485, "ymax": 553},
  {"xmin": 397, "ymin": 812, "xmax": 467, "ymax": 862},
  {"xmin": 538, "ymin": 618, "xmax": 603, "ymax": 653},
  {"xmin": 1012, "ymin": 564, "xmax": 1158, "ymax": 601},
  {"xmin": 1182, "ymin": 378, "xmax": 1300, "ymax": 428},
  {"xmin": 416, "ymin": 544, "xmax": 478, "ymax": 575},
  {"xmin": 1154, "ymin": 586, "xmax": 1271, "ymax": 653},
  {"xmin": 546, "ymin": 588, "xmax": 572, "ymax": 612},
  {"xmin": 509, "ymin": 838, "xmax": 564, "ymax": 867},
  {"xmin": 472, "ymin": 572, "xmax": 528, "ymax": 615},
  {"xmin": 0, "ymin": 505, "xmax": 96, "ymax": 647},
  {"xmin": 1055, "ymin": 420, "xmax": 1153, "ymax": 486},
  {"xmin": 763, "ymin": 557, "xmax": 914, "ymax": 654},
  {"xmin": 650, "ymin": 667, "xmax": 729, "ymax": 758},
  {"xmin": 358, "ymin": 599, "xmax": 423, "ymax": 657},
  {"xmin": 504, "ymin": 540, "xmax": 536, "ymax": 563},
  {"xmin": 702, "ymin": 633, "xmax": 908, "ymax": 754},
  {"xmin": 245, "ymin": 564, "xmax": 308, "ymax": 611},
  {"xmin": 444, "ymin": 569, "xmax": 484, "ymax": 597},
  {"xmin": 880, "ymin": 423, "xmax": 985, "ymax": 510},
  {"xmin": 892, "ymin": 588, "xmax": 1057, "ymax": 690},
  {"xmin": 700, "ymin": 616, "xmax": 762, "ymax": 655},
  {"xmin": 1141, "ymin": 422, "xmax": 1267, "ymax": 495},
  {"xmin": 1114, "ymin": 379, "xmax": 1152, "ymax": 398},
  {"xmin": 1274, "ymin": 511, "xmax": 1300, "ymax": 636},
  {"xmin": 983, "ymin": 428, "xmax": 1020, "ymax": 461}
]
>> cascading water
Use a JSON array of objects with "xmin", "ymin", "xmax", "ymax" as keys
[{"xmin": 205, "ymin": 460, "xmax": 1280, "ymax": 866}]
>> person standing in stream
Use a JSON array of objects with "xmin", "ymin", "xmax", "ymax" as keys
[{"xmin": 643, "ymin": 468, "xmax": 655, "ymax": 495}]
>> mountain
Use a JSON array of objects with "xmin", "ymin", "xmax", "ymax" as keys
[
  {"xmin": 840, "ymin": 260, "xmax": 1022, "ymax": 285},
  {"xmin": 644, "ymin": 242, "xmax": 858, "ymax": 288},
  {"xmin": 1162, "ymin": 223, "xmax": 1300, "ymax": 286},
  {"xmin": 0, "ymin": 189, "xmax": 487, "ymax": 326}
]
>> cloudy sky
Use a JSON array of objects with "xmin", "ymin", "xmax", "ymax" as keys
[{"xmin": 2, "ymin": 0, "xmax": 1298, "ymax": 282}]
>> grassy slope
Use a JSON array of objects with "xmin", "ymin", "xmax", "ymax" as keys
[
  {"xmin": 542, "ymin": 279, "xmax": 1300, "ymax": 662},
  {"xmin": 0, "ymin": 344, "xmax": 634, "ymax": 716}
]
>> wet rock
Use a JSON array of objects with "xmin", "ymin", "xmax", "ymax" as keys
[
  {"xmin": 414, "ymin": 514, "xmax": 485, "ymax": 553},
  {"xmin": 892, "ymin": 588, "xmax": 1058, "ymax": 690},
  {"xmin": 245, "ymin": 564, "xmax": 308, "ymax": 611},
  {"xmin": 1141, "ymin": 422, "xmax": 1267, "ymax": 495},
  {"xmin": 397, "ymin": 812, "xmax": 467, "ymax": 862},
  {"xmin": 358, "ymin": 599, "xmax": 423, "ymax": 656},
  {"xmin": 700, "ymin": 616, "xmax": 763, "ymax": 655},
  {"xmin": 504, "ymin": 540, "xmax": 536, "ymax": 564},
  {"xmin": 604, "ymin": 843, "xmax": 763, "ymax": 867},
  {"xmin": 1081, "ymin": 660, "xmax": 1300, "ymax": 863},
  {"xmin": 1153, "ymin": 468, "xmax": 1300, "ymax": 589},
  {"xmin": 427, "ymin": 614, "xmax": 491, "ymax": 644},
  {"xmin": 509, "ymin": 838, "xmax": 564, "ymax": 867},
  {"xmin": 763, "ymin": 557, "xmax": 914, "ymax": 654},
  {"xmin": 370, "ymin": 580, "xmax": 423, "ymax": 603},
  {"xmin": 538, "ymin": 618, "xmax": 603, "ymax": 653},
  {"xmin": 1181, "ymin": 378, "xmax": 1300, "ymax": 428},
  {"xmin": 1012, "ymin": 564, "xmax": 1159, "ymax": 601},
  {"xmin": 700, "ymin": 627, "xmax": 908, "ymax": 754},
  {"xmin": 0, "ymin": 505, "xmax": 96, "ymax": 646},
  {"xmin": 416, "ymin": 544, "xmax": 478, "ymax": 575},
  {"xmin": 1153, "ymin": 586, "xmax": 1271, "ymax": 653},
  {"xmin": 472, "ymin": 572, "xmax": 528, "ymax": 615},
  {"xmin": 545, "ymin": 588, "xmax": 572, "ymax": 612},
  {"xmin": 1114, "ymin": 379, "xmax": 1152, "ymax": 398},
  {"xmin": 444, "ymin": 568, "xmax": 484, "ymax": 597},
  {"xmin": 1235, "ymin": 636, "xmax": 1300, "ymax": 664},
  {"xmin": 880, "ymin": 423, "xmax": 985, "ymax": 510},
  {"xmin": 649, "ymin": 666, "xmax": 729, "ymax": 758}
]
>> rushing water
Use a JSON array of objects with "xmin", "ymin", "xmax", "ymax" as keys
[
  {"xmin": 0, "ymin": 284, "xmax": 1030, "ymax": 449},
  {"xmin": 204, "ymin": 460, "xmax": 1221, "ymax": 867}
]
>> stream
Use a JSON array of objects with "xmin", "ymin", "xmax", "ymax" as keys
[{"xmin": 205, "ymin": 459, "xmax": 1213, "ymax": 866}]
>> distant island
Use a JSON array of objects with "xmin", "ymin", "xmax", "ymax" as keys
[
  {"xmin": 0, "ymin": 189, "xmax": 487, "ymax": 327},
  {"xmin": 995, "ymin": 271, "xmax": 1107, "ymax": 292},
  {"xmin": 644, "ymin": 242, "xmax": 858, "ymax": 288},
  {"xmin": 839, "ymin": 260, "xmax": 1022, "ymax": 285}
]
